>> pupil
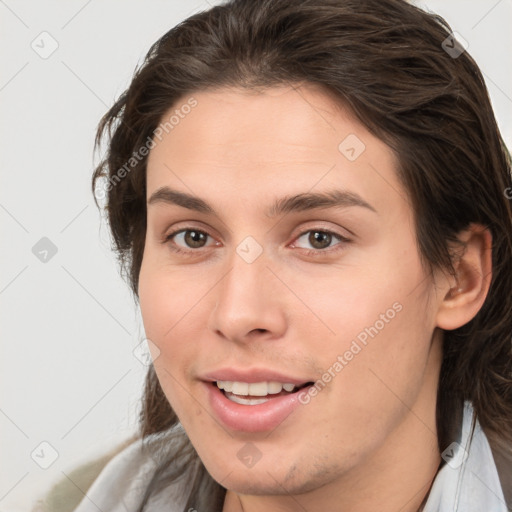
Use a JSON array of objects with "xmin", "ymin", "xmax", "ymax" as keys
[
  {"xmin": 185, "ymin": 230, "xmax": 206, "ymax": 248},
  {"xmin": 309, "ymin": 231, "xmax": 331, "ymax": 249}
]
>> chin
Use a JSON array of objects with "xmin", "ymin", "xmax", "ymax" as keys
[{"xmin": 206, "ymin": 459, "xmax": 342, "ymax": 497}]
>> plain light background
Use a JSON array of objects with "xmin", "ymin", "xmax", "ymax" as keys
[{"xmin": 1, "ymin": 1, "xmax": 511, "ymax": 510}]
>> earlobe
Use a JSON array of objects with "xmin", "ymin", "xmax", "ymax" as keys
[{"xmin": 436, "ymin": 225, "xmax": 492, "ymax": 331}]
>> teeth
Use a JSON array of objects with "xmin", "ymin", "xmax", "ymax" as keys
[
  {"xmin": 247, "ymin": 382, "xmax": 268, "ymax": 396},
  {"xmin": 221, "ymin": 381, "xmax": 233, "ymax": 392},
  {"xmin": 232, "ymin": 382, "xmax": 249, "ymax": 395},
  {"xmin": 216, "ymin": 381, "xmax": 298, "ymax": 396},
  {"xmin": 267, "ymin": 381, "xmax": 283, "ymax": 394},
  {"xmin": 226, "ymin": 394, "xmax": 269, "ymax": 406}
]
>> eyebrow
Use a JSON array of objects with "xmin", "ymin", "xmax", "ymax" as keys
[
  {"xmin": 147, "ymin": 186, "xmax": 377, "ymax": 216},
  {"xmin": 268, "ymin": 189, "xmax": 377, "ymax": 216},
  {"xmin": 148, "ymin": 187, "xmax": 215, "ymax": 214}
]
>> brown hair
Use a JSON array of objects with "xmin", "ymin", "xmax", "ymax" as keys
[{"xmin": 92, "ymin": 0, "xmax": 512, "ymax": 508}]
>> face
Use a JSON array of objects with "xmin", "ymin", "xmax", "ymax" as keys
[{"xmin": 139, "ymin": 84, "xmax": 443, "ymax": 499}]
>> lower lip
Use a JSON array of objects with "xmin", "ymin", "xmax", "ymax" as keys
[{"xmin": 204, "ymin": 382, "xmax": 311, "ymax": 432}]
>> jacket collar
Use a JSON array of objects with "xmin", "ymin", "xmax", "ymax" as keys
[{"xmin": 423, "ymin": 401, "xmax": 508, "ymax": 511}]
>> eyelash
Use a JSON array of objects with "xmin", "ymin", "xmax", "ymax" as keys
[{"xmin": 163, "ymin": 227, "xmax": 351, "ymax": 257}]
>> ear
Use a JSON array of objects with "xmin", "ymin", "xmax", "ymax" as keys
[{"xmin": 435, "ymin": 224, "xmax": 492, "ymax": 331}]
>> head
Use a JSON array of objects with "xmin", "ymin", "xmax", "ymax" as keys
[{"xmin": 93, "ymin": 0, "xmax": 512, "ymax": 508}]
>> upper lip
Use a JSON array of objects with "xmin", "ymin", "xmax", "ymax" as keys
[{"xmin": 201, "ymin": 368, "xmax": 313, "ymax": 386}]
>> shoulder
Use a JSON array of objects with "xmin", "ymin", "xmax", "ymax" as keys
[
  {"xmin": 33, "ymin": 437, "xmax": 136, "ymax": 512},
  {"xmin": 488, "ymin": 428, "xmax": 512, "ymax": 510},
  {"xmin": 424, "ymin": 402, "xmax": 511, "ymax": 512},
  {"xmin": 35, "ymin": 426, "xmax": 196, "ymax": 512}
]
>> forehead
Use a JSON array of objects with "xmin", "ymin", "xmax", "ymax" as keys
[{"xmin": 145, "ymin": 84, "xmax": 405, "ymax": 215}]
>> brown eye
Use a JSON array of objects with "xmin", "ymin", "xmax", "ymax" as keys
[
  {"xmin": 293, "ymin": 229, "xmax": 348, "ymax": 254},
  {"xmin": 183, "ymin": 230, "xmax": 208, "ymax": 248},
  {"xmin": 167, "ymin": 229, "xmax": 212, "ymax": 250},
  {"xmin": 308, "ymin": 231, "xmax": 332, "ymax": 249}
]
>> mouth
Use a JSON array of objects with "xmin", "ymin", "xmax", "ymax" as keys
[
  {"xmin": 214, "ymin": 380, "xmax": 314, "ymax": 406},
  {"xmin": 200, "ymin": 368, "xmax": 316, "ymax": 431},
  {"xmin": 202, "ymin": 373, "xmax": 315, "ymax": 431}
]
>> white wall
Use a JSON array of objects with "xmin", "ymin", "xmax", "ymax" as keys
[{"xmin": 1, "ymin": 1, "xmax": 510, "ymax": 510}]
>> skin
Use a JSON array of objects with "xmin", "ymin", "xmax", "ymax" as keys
[{"xmin": 138, "ymin": 84, "xmax": 492, "ymax": 512}]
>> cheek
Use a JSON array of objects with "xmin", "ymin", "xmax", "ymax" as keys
[
  {"xmin": 291, "ymin": 246, "xmax": 436, "ymax": 431},
  {"xmin": 292, "ymin": 241, "xmax": 427, "ymax": 352},
  {"xmin": 138, "ymin": 253, "xmax": 216, "ymax": 403},
  {"xmin": 138, "ymin": 256, "xmax": 189, "ymax": 366},
  {"xmin": 138, "ymin": 241, "xmax": 209, "ymax": 345},
  {"xmin": 138, "ymin": 264, "xmax": 202, "ymax": 423}
]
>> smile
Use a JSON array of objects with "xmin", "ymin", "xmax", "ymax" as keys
[{"xmin": 203, "ymin": 374, "xmax": 314, "ymax": 431}]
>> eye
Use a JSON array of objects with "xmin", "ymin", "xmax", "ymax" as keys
[
  {"xmin": 166, "ymin": 229, "xmax": 216, "ymax": 251},
  {"xmin": 292, "ymin": 229, "xmax": 348, "ymax": 251}
]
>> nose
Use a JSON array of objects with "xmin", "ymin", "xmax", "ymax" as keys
[{"xmin": 207, "ymin": 249, "xmax": 288, "ymax": 345}]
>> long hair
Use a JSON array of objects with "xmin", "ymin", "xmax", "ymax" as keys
[{"xmin": 92, "ymin": 0, "xmax": 512, "ymax": 508}]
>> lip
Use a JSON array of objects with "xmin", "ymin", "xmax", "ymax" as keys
[
  {"xmin": 201, "ymin": 368, "xmax": 311, "ymax": 386},
  {"xmin": 204, "ymin": 382, "xmax": 313, "ymax": 432},
  {"xmin": 201, "ymin": 368, "xmax": 314, "ymax": 432}
]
